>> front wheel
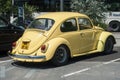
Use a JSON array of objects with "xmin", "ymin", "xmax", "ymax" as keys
[
  {"xmin": 51, "ymin": 45, "xmax": 69, "ymax": 66},
  {"xmin": 103, "ymin": 37, "xmax": 114, "ymax": 54}
]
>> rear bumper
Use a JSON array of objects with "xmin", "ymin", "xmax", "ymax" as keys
[{"xmin": 8, "ymin": 53, "xmax": 46, "ymax": 59}]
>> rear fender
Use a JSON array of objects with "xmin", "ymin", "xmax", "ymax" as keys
[
  {"xmin": 43, "ymin": 38, "xmax": 71, "ymax": 61},
  {"xmin": 97, "ymin": 32, "xmax": 115, "ymax": 52}
]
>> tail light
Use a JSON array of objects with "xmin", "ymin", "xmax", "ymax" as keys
[
  {"xmin": 41, "ymin": 44, "xmax": 48, "ymax": 53},
  {"xmin": 41, "ymin": 45, "xmax": 46, "ymax": 51},
  {"xmin": 12, "ymin": 42, "xmax": 16, "ymax": 48}
]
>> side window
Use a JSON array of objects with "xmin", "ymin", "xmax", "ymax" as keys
[
  {"xmin": 0, "ymin": 19, "xmax": 7, "ymax": 28},
  {"xmin": 78, "ymin": 18, "xmax": 93, "ymax": 30},
  {"xmin": 60, "ymin": 18, "xmax": 77, "ymax": 32}
]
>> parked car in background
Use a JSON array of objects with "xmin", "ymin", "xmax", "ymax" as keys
[
  {"xmin": 0, "ymin": 16, "xmax": 24, "ymax": 52},
  {"xmin": 105, "ymin": 12, "xmax": 120, "ymax": 32},
  {"xmin": 11, "ymin": 16, "xmax": 34, "ymax": 28},
  {"xmin": 9, "ymin": 12, "xmax": 116, "ymax": 66}
]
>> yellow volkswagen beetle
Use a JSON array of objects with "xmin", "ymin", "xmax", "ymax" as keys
[{"xmin": 9, "ymin": 12, "xmax": 116, "ymax": 66}]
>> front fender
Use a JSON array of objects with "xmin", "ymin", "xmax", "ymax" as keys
[
  {"xmin": 97, "ymin": 31, "xmax": 115, "ymax": 52},
  {"xmin": 43, "ymin": 37, "xmax": 71, "ymax": 61}
]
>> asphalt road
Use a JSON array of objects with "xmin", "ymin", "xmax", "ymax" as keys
[{"xmin": 0, "ymin": 32, "xmax": 120, "ymax": 80}]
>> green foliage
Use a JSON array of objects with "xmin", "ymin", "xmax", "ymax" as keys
[
  {"xmin": 0, "ymin": 0, "xmax": 38, "ymax": 21},
  {"xmin": 24, "ymin": 3, "xmax": 38, "ymax": 21},
  {"xmin": 0, "ymin": 0, "xmax": 11, "ymax": 13},
  {"xmin": 0, "ymin": 0, "xmax": 12, "ymax": 19},
  {"xmin": 108, "ymin": 3, "xmax": 120, "ymax": 11},
  {"xmin": 97, "ymin": 22, "xmax": 108, "ymax": 30},
  {"xmin": 70, "ymin": 0, "xmax": 109, "ymax": 26}
]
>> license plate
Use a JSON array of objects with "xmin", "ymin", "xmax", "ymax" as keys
[{"xmin": 21, "ymin": 42, "xmax": 29, "ymax": 49}]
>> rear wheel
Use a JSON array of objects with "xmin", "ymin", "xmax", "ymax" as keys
[
  {"xmin": 51, "ymin": 45, "xmax": 69, "ymax": 66},
  {"xmin": 103, "ymin": 37, "xmax": 114, "ymax": 54}
]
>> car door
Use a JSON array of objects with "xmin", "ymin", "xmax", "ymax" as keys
[
  {"xmin": 60, "ymin": 18, "xmax": 81, "ymax": 54},
  {"xmin": 78, "ymin": 18, "xmax": 96, "ymax": 53}
]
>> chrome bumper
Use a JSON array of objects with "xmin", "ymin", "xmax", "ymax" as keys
[{"xmin": 9, "ymin": 53, "xmax": 46, "ymax": 59}]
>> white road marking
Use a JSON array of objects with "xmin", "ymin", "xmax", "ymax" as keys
[
  {"xmin": 0, "ymin": 66, "xmax": 5, "ymax": 78},
  {"xmin": 61, "ymin": 58, "xmax": 120, "ymax": 78},
  {"xmin": 0, "ymin": 59, "xmax": 15, "ymax": 74},
  {"xmin": 61, "ymin": 68, "xmax": 90, "ymax": 78},
  {"xmin": 6, "ymin": 67, "xmax": 15, "ymax": 72},
  {"xmin": 24, "ymin": 69, "xmax": 36, "ymax": 78},
  {"xmin": 0, "ymin": 59, "xmax": 12, "ymax": 64},
  {"xmin": 0, "ymin": 66, "xmax": 15, "ymax": 79},
  {"xmin": 103, "ymin": 58, "xmax": 120, "ymax": 65}
]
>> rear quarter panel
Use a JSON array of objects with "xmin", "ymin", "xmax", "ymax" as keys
[
  {"xmin": 97, "ymin": 31, "xmax": 114, "ymax": 52},
  {"xmin": 43, "ymin": 37, "xmax": 71, "ymax": 61}
]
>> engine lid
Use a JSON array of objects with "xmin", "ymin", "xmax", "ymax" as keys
[{"xmin": 17, "ymin": 29, "xmax": 47, "ymax": 55}]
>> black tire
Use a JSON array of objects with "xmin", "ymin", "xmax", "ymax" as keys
[
  {"xmin": 103, "ymin": 37, "xmax": 114, "ymax": 54},
  {"xmin": 51, "ymin": 45, "xmax": 69, "ymax": 66}
]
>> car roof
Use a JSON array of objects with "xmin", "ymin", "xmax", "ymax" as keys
[{"xmin": 36, "ymin": 12, "xmax": 89, "ymax": 21}]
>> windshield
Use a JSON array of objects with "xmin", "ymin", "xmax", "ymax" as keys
[{"xmin": 28, "ymin": 18, "xmax": 55, "ymax": 30}]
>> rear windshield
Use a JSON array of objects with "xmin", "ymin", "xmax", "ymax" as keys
[{"xmin": 28, "ymin": 18, "xmax": 54, "ymax": 30}]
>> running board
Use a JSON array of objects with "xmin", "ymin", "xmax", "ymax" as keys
[{"xmin": 72, "ymin": 50, "xmax": 101, "ymax": 57}]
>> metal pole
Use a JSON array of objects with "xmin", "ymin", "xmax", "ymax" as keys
[
  {"xmin": 60, "ymin": 0, "xmax": 64, "ymax": 11},
  {"xmin": 18, "ymin": 2, "xmax": 24, "ymax": 28},
  {"xmin": 10, "ymin": 0, "xmax": 14, "ymax": 23}
]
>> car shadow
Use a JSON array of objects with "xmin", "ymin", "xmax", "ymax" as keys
[
  {"xmin": 11, "ymin": 50, "xmax": 118, "ymax": 69},
  {"xmin": 11, "ymin": 61, "xmax": 57, "ymax": 69},
  {"xmin": 0, "ymin": 51, "xmax": 8, "ymax": 58},
  {"xmin": 69, "ymin": 50, "xmax": 118, "ymax": 64}
]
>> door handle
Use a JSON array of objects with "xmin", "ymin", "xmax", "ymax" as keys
[{"xmin": 80, "ymin": 33, "xmax": 85, "ymax": 37}]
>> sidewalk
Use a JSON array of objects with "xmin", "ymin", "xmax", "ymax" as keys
[{"xmin": 112, "ymin": 32, "xmax": 120, "ymax": 47}]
